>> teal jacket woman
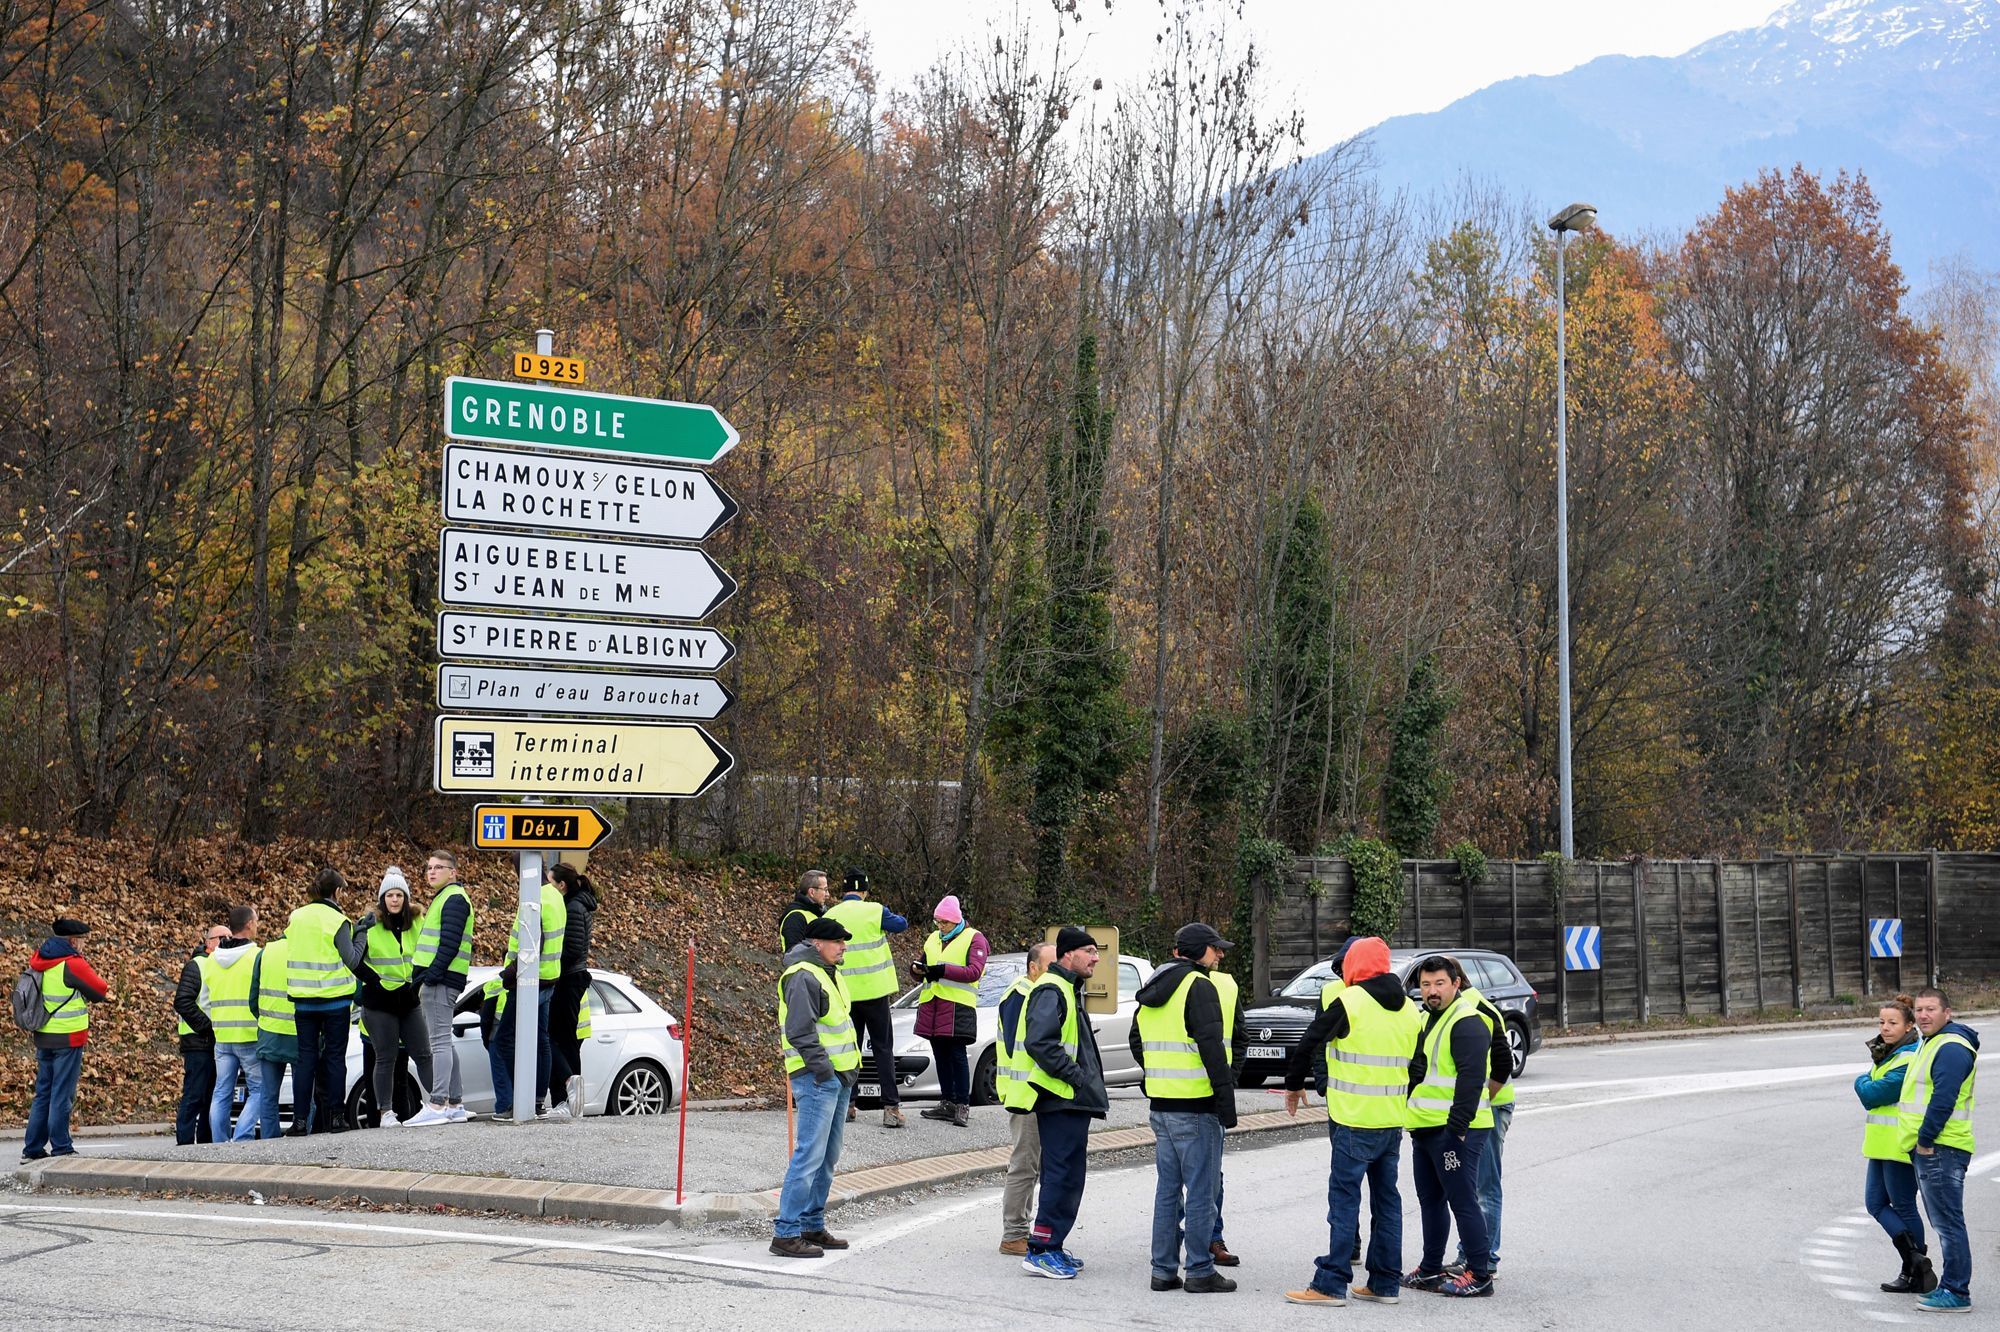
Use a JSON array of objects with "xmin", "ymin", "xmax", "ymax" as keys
[{"xmin": 1852, "ymin": 995, "xmax": 1935, "ymax": 1295}]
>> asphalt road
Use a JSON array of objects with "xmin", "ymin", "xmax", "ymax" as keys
[{"xmin": 5, "ymin": 1025, "xmax": 1994, "ymax": 1329}]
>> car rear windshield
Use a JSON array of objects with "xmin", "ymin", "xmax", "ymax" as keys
[{"xmin": 1279, "ymin": 963, "xmax": 1335, "ymax": 998}]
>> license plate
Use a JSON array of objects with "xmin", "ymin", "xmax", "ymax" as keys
[
  {"xmin": 1247, "ymin": 1045, "xmax": 1286, "ymax": 1059},
  {"xmin": 855, "ymin": 1083, "xmax": 879, "ymax": 1098}
]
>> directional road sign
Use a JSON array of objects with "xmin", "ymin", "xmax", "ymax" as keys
[
  {"xmin": 440, "ymin": 664, "xmax": 734, "ymax": 721},
  {"xmin": 473, "ymin": 803, "xmax": 613, "ymax": 851},
  {"xmin": 1563, "ymin": 924, "xmax": 1602, "ymax": 971},
  {"xmin": 437, "ymin": 527, "xmax": 735, "ymax": 620},
  {"xmin": 445, "ymin": 376, "xmax": 738, "ymax": 465},
  {"xmin": 443, "ymin": 444, "xmax": 738, "ymax": 542},
  {"xmin": 436, "ymin": 611, "xmax": 735, "ymax": 671},
  {"xmin": 434, "ymin": 715, "xmax": 733, "ymax": 798},
  {"xmin": 1868, "ymin": 917, "xmax": 1903, "ymax": 959}
]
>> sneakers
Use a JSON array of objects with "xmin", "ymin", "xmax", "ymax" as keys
[
  {"xmin": 801, "ymin": 1229, "xmax": 848, "ymax": 1250},
  {"xmin": 405, "ymin": 1105, "xmax": 451, "ymax": 1127},
  {"xmin": 444, "ymin": 1104, "xmax": 471, "ymax": 1123},
  {"xmin": 1283, "ymin": 1289, "xmax": 1344, "ymax": 1306},
  {"xmin": 998, "ymin": 1239, "xmax": 1028, "ymax": 1257},
  {"xmin": 1917, "ymin": 1289, "xmax": 1972, "ymax": 1313},
  {"xmin": 1404, "ymin": 1268, "xmax": 1449, "ymax": 1293},
  {"xmin": 1209, "ymin": 1240, "xmax": 1240, "ymax": 1267},
  {"xmin": 1184, "ymin": 1273, "xmax": 1237, "ymax": 1293},
  {"xmin": 565, "ymin": 1075, "xmax": 583, "ymax": 1110},
  {"xmin": 882, "ymin": 1106, "xmax": 906, "ymax": 1129},
  {"xmin": 1439, "ymin": 1270, "xmax": 1494, "ymax": 1298},
  {"xmin": 1351, "ymin": 1286, "xmax": 1400, "ymax": 1304},
  {"xmin": 542, "ymin": 1102, "xmax": 572, "ymax": 1122},
  {"xmin": 1022, "ymin": 1251, "xmax": 1076, "ymax": 1280},
  {"xmin": 1059, "ymin": 1250, "xmax": 1085, "ymax": 1270},
  {"xmin": 769, "ymin": 1236, "xmax": 824, "ymax": 1259},
  {"xmin": 379, "ymin": 1112, "xmax": 400, "ymax": 1127},
  {"xmin": 1151, "ymin": 1275, "xmax": 1183, "ymax": 1291}
]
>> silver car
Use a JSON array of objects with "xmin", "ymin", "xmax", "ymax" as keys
[{"xmin": 854, "ymin": 952, "xmax": 1156, "ymax": 1106}]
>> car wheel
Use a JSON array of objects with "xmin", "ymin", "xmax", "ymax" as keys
[
  {"xmin": 346, "ymin": 1072, "xmax": 426, "ymax": 1125},
  {"xmin": 1507, "ymin": 1020, "xmax": 1528, "ymax": 1077},
  {"xmin": 610, "ymin": 1059, "xmax": 672, "ymax": 1116},
  {"xmin": 971, "ymin": 1048, "xmax": 998, "ymax": 1107}
]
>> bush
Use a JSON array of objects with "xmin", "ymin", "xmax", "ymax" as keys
[
  {"xmin": 1327, "ymin": 833, "xmax": 1402, "ymax": 940},
  {"xmin": 1447, "ymin": 839, "xmax": 1487, "ymax": 886}
]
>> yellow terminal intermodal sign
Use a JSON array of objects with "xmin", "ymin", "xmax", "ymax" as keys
[
  {"xmin": 435, "ymin": 716, "xmax": 733, "ymax": 798},
  {"xmin": 513, "ymin": 350, "xmax": 585, "ymax": 384},
  {"xmin": 472, "ymin": 804, "xmax": 613, "ymax": 851}
]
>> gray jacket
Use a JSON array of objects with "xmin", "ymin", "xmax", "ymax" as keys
[{"xmin": 780, "ymin": 941, "xmax": 856, "ymax": 1087}]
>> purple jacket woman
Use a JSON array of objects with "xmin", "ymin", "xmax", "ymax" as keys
[{"xmin": 910, "ymin": 896, "xmax": 986, "ymax": 1121}]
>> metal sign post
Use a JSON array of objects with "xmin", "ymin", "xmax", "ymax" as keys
[{"xmin": 512, "ymin": 843, "xmax": 543, "ymax": 1121}]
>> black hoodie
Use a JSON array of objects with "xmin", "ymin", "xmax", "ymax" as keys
[
  {"xmin": 559, "ymin": 882, "xmax": 598, "ymax": 977},
  {"xmin": 1127, "ymin": 958, "xmax": 1237, "ymax": 1127},
  {"xmin": 778, "ymin": 893, "xmax": 822, "ymax": 952},
  {"xmin": 173, "ymin": 947, "xmax": 214, "ymax": 1052},
  {"xmin": 1283, "ymin": 972, "xmax": 1414, "ymax": 1093}
]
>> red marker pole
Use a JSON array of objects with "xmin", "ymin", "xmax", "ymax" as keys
[{"xmin": 676, "ymin": 939, "xmax": 695, "ymax": 1204}]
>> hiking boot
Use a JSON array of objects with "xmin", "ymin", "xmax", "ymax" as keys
[
  {"xmin": 919, "ymin": 1102, "xmax": 954, "ymax": 1121},
  {"xmin": 1404, "ymin": 1268, "xmax": 1449, "ymax": 1293},
  {"xmin": 1438, "ymin": 1270, "xmax": 1494, "ymax": 1298},
  {"xmin": 846, "ymin": 1102, "xmax": 857, "ymax": 1123},
  {"xmin": 801, "ymin": 1229, "xmax": 848, "ymax": 1250},
  {"xmin": 950, "ymin": 1102, "xmax": 970, "ymax": 1127},
  {"xmin": 1151, "ymin": 1274, "xmax": 1183, "ymax": 1291},
  {"xmin": 1352, "ymin": 1286, "xmax": 1399, "ymax": 1304},
  {"xmin": 1209, "ymin": 1239, "xmax": 1240, "ymax": 1267},
  {"xmin": 882, "ymin": 1106, "xmax": 906, "ymax": 1129},
  {"xmin": 998, "ymin": 1239, "xmax": 1028, "ymax": 1256},
  {"xmin": 1283, "ymin": 1289, "xmax": 1344, "ymax": 1306},
  {"xmin": 768, "ymin": 1236, "xmax": 824, "ymax": 1259},
  {"xmin": 1184, "ymin": 1273, "xmax": 1237, "ymax": 1293}
]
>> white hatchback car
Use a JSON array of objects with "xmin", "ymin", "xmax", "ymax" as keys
[
  {"xmin": 262, "ymin": 967, "xmax": 684, "ymax": 1123},
  {"xmin": 853, "ymin": 952, "xmax": 1156, "ymax": 1107}
]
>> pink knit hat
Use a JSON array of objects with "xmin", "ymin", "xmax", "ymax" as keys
[{"xmin": 933, "ymin": 894, "xmax": 963, "ymax": 924}]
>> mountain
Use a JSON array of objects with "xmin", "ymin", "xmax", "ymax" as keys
[{"xmin": 1340, "ymin": 0, "xmax": 2000, "ymax": 278}]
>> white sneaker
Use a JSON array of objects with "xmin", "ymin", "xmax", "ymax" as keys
[
  {"xmin": 444, "ymin": 1104, "xmax": 471, "ymax": 1123},
  {"xmin": 378, "ymin": 1111, "xmax": 400, "ymax": 1127},
  {"xmin": 404, "ymin": 1106, "xmax": 450, "ymax": 1127},
  {"xmin": 566, "ymin": 1075, "xmax": 583, "ymax": 1110}
]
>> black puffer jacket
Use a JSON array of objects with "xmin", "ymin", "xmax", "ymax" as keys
[
  {"xmin": 173, "ymin": 949, "xmax": 213, "ymax": 1053},
  {"xmin": 560, "ymin": 882, "xmax": 597, "ymax": 977}
]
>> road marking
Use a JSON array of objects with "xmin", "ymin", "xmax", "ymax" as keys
[
  {"xmin": 820, "ymin": 1189, "xmax": 999, "ymax": 1268},
  {"xmin": 1524, "ymin": 1064, "xmax": 1856, "ymax": 1097},
  {"xmin": 0, "ymin": 1202, "xmax": 808, "ymax": 1277}
]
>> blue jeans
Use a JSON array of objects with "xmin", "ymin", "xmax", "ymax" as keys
[
  {"xmin": 1457, "ymin": 1100, "xmax": 1510, "ymax": 1268},
  {"xmin": 1915, "ymin": 1145, "xmax": 1972, "ymax": 1298},
  {"xmin": 487, "ymin": 1031, "xmax": 513, "ymax": 1115},
  {"xmin": 776, "ymin": 1072, "xmax": 851, "ymax": 1236},
  {"xmin": 176, "ymin": 1047, "xmax": 215, "ymax": 1145},
  {"xmin": 1149, "ymin": 1111, "xmax": 1223, "ymax": 1279},
  {"xmin": 1866, "ymin": 1157, "xmax": 1925, "ymax": 1248},
  {"xmin": 209, "ymin": 1046, "xmax": 266, "ymax": 1141},
  {"xmin": 1412, "ymin": 1126, "xmax": 1492, "ymax": 1275},
  {"xmin": 258, "ymin": 1059, "xmax": 288, "ymax": 1138},
  {"xmin": 24, "ymin": 1045, "xmax": 84, "ymax": 1156},
  {"xmin": 492, "ymin": 988, "xmax": 556, "ymax": 1112},
  {"xmin": 1313, "ymin": 1124, "xmax": 1404, "ymax": 1297}
]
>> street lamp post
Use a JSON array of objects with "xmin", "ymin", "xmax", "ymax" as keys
[{"xmin": 1548, "ymin": 201, "xmax": 1596, "ymax": 861}]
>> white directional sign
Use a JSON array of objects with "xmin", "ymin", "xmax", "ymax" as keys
[
  {"xmin": 439, "ymin": 664, "xmax": 734, "ymax": 721},
  {"xmin": 437, "ymin": 612, "xmax": 735, "ymax": 670},
  {"xmin": 437, "ymin": 527, "xmax": 735, "ymax": 620},
  {"xmin": 434, "ymin": 715, "xmax": 733, "ymax": 797},
  {"xmin": 442, "ymin": 444, "xmax": 738, "ymax": 542}
]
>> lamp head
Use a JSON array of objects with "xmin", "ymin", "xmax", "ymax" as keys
[{"xmin": 1548, "ymin": 202, "xmax": 1598, "ymax": 234}]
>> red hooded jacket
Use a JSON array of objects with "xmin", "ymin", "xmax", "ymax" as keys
[{"xmin": 31, "ymin": 938, "xmax": 110, "ymax": 1048}]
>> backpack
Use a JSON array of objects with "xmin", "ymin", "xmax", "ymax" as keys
[{"xmin": 10, "ymin": 966, "xmax": 47, "ymax": 1032}]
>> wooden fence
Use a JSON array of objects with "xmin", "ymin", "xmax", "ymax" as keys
[{"xmin": 1253, "ymin": 853, "xmax": 2000, "ymax": 1029}]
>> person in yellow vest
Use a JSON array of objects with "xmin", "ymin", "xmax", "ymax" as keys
[
  {"xmin": 1855, "ymin": 994, "xmax": 1934, "ymax": 1296},
  {"xmin": 352, "ymin": 868, "xmax": 433, "ymax": 1127},
  {"xmin": 909, "ymin": 895, "xmax": 986, "ymax": 1127},
  {"xmin": 779, "ymin": 869, "xmax": 831, "ymax": 951},
  {"xmin": 1281, "ymin": 935, "xmax": 1423, "ymax": 1307},
  {"xmin": 997, "ymin": 942, "xmax": 1054, "ymax": 1256},
  {"xmin": 1208, "ymin": 956, "xmax": 1247, "ymax": 1269},
  {"xmin": 1449, "ymin": 982, "xmax": 1515, "ymax": 1278},
  {"xmin": 824, "ymin": 869, "xmax": 909, "ymax": 1128},
  {"xmin": 1128, "ymin": 922, "xmax": 1239, "ymax": 1294},
  {"xmin": 172, "ymin": 922, "xmax": 228, "ymax": 1145},
  {"xmin": 1017, "ymin": 926, "xmax": 1107, "ymax": 1280},
  {"xmin": 493, "ymin": 872, "xmax": 567, "ymax": 1121},
  {"xmin": 251, "ymin": 933, "xmax": 297, "ymax": 1139},
  {"xmin": 286, "ymin": 867, "xmax": 363, "ymax": 1136},
  {"xmin": 407, "ymin": 849, "xmax": 476, "ymax": 1127},
  {"xmin": 22, "ymin": 918, "xmax": 112, "ymax": 1163},
  {"xmin": 1900, "ymin": 986, "xmax": 1978, "ymax": 1313},
  {"xmin": 771, "ymin": 916, "xmax": 861, "ymax": 1259},
  {"xmin": 202, "ymin": 904, "xmax": 265, "ymax": 1141},
  {"xmin": 1402, "ymin": 954, "xmax": 1496, "ymax": 1298},
  {"xmin": 545, "ymin": 863, "xmax": 598, "ymax": 1121}
]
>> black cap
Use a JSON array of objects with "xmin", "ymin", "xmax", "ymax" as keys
[
  {"xmin": 1174, "ymin": 922, "xmax": 1234, "ymax": 957},
  {"xmin": 52, "ymin": 917, "xmax": 90, "ymax": 937},
  {"xmin": 841, "ymin": 868, "xmax": 870, "ymax": 893},
  {"xmin": 1054, "ymin": 925, "xmax": 1097, "ymax": 956},
  {"xmin": 804, "ymin": 917, "xmax": 851, "ymax": 942}
]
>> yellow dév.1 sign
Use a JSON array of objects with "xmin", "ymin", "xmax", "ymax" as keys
[
  {"xmin": 1045, "ymin": 924, "xmax": 1121, "ymax": 1016},
  {"xmin": 513, "ymin": 350, "xmax": 585, "ymax": 384}
]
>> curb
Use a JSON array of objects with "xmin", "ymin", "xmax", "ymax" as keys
[
  {"xmin": 9, "ymin": 1110, "xmax": 1319, "ymax": 1228},
  {"xmin": 1542, "ymin": 1006, "xmax": 2000, "ymax": 1049}
]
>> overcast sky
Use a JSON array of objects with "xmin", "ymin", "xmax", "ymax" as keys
[{"xmin": 851, "ymin": 0, "xmax": 1784, "ymax": 150}]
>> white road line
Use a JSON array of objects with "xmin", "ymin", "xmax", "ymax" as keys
[
  {"xmin": 1522, "ymin": 1063, "xmax": 1855, "ymax": 1096},
  {"xmin": 821, "ymin": 1190, "xmax": 999, "ymax": 1268},
  {"xmin": 0, "ymin": 1202, "xmax": 806, "ymax": 1277}
]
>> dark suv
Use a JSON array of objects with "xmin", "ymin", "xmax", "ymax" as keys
[{"xmin": 1239, "ymin": 947, "xmax": 1542, "ymax": 1089}]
